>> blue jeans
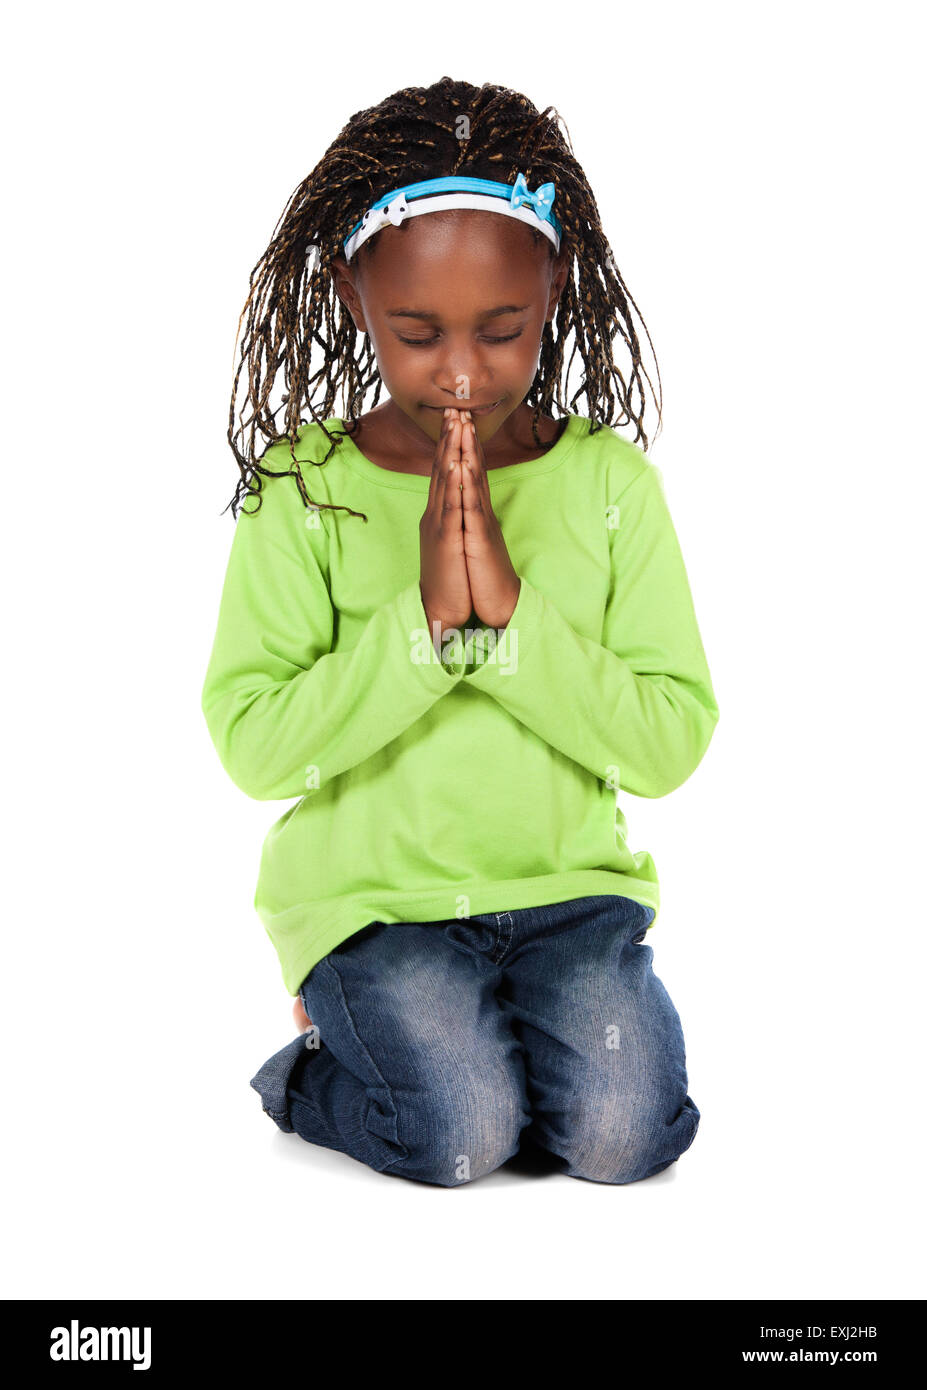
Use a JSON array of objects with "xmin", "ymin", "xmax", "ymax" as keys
[{"xmin": 250, "ymin": 894, "xmax": 699, "ymax": 1186}]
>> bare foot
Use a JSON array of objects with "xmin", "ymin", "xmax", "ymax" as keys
[{"xmin": 292, "ymin": 996, "xmax": 312, "ymax": 1031}]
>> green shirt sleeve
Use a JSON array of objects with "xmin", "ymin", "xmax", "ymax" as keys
[
  {"xmin": 200, "ymin": 471, "xmax": 463, "ymax": 801},
  {"xmin": 461, "ymin": 461, "xmax": 720, "ymax": 798}
]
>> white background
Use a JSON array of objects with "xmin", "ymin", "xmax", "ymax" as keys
[{"xmin": 3, "ymin": 0, "xmax": 924, "ymax": 1300}]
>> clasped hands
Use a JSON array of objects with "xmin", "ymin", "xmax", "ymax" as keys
[{"xmin": 419, "ymin": 407, "xmax": 521, "ymax": 642}]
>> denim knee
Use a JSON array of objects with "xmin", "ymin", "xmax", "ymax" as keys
[
  {"xmin": 384, "ymin": 1069, "xmax": 527, "ymax": 1187},
  {"xmin": 557, "ymin": 1095, "xmax": 700, "ymax": 1185}
]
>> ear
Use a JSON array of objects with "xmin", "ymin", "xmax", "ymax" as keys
[
  {"xmin": 545, "ymin": 249, "xmax": 570, "ymax": 323},
  {"xmin": 329, "ymin": 255, "xmax": 369, "ymax": 334}
]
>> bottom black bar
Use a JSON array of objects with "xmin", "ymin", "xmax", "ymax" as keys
[{"xmin": 1, "ymin": 1299, "xmax": 921, "ymax": 1374}]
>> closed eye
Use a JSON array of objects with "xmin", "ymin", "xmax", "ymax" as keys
[{"xmin": 397, "ymin": 332, "xmax": 524, "ymax": 347}]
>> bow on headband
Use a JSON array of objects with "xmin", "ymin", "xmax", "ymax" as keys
[
  {"xmin": 510, "ymin": 173, "xmax": 556, "ymax": 220},
  {"xmin": 363, "ymin": 194, "xmax": 409, "ymax": 233}
]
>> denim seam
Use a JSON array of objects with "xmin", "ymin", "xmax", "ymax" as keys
[{"xmin": 492, "ymin": 911, "xmax": 514, "ymax": 965}]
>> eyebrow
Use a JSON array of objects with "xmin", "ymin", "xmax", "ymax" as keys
[{"xmin": 385, "ymin": 304, "xmax": 530, "ymax": 322}]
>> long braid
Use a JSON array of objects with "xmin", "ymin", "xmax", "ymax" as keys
[{"xmin": 226, "ymin": 76, "xmax": 662, "ymax": 521}]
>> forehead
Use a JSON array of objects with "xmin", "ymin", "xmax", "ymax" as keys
[{"xmin": 354, "ymin": 208, "xmax": 551, "ymax": 308}]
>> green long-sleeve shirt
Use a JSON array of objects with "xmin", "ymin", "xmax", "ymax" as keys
[{"xmin": 201, "ymin": 414, "xmax": 719, "ymax": 994}]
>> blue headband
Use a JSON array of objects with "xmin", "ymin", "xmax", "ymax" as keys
[{"xmin": 342, "ymin": 172, "xmax": 562, "ymax": 262}]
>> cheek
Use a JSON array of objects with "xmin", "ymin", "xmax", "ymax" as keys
[
  {"xmin": 373, "ymin": 338, "xmax": 426, "ymax": 376},
  {"xmin": 507, "ymin": 339, "xmax": 543, "ymax": 382},
  {"xmin": 366, "ymin": 342, "xmax": 417, "ymax": 393}
]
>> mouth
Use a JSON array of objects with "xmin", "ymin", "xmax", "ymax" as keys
[{"xmin": 424, "ymin": 398, "xmax": 503, "ymax": 418}]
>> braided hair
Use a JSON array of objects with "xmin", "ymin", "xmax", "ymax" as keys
[{"xmin": 226, "ymin": 75, "xmax": 662, "ymax": 521}]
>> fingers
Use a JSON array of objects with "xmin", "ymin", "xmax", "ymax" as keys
[
  {"xmin": 432, "ymin": 410, "xmax": 463, "ymax": 525},
  {"xmin": 445, "ymin": 415, "xmax": 464, "ymax": 518},
  {"xmin": 428, "ymin": 409, "xmax": 452, "ymax": 506},
  {"xmin": 458, "ymin": 413, "xmax": 488, "ymax": 527}
]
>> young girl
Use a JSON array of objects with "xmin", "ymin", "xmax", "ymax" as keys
[{"xmin": 201, "ymin": 76, "xmax": 719, "ymax": 1188}]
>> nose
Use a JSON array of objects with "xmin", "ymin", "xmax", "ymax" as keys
[{"xmin": 432, "ymin": 336, "xmax": 493, "ymax": 402}]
